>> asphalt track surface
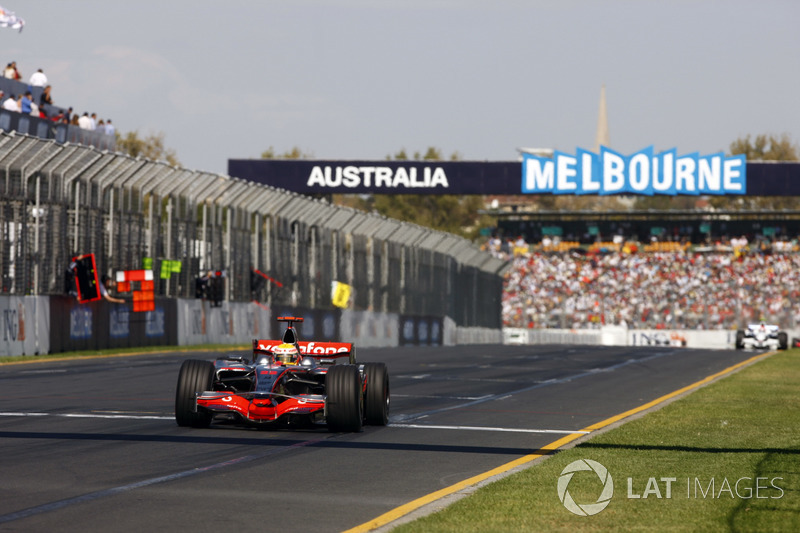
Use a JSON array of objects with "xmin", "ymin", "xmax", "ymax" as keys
[{"xmin": 0, "ymin": 344, "xmax": 761, "ymax": 532}]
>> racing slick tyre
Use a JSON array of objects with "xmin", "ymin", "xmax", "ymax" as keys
[
  {"xmin": 326, "ymin": 365, "xmax": 363, "ymax": 432},
  {"xmin": 175, "ymin": 359, "xmax": 215, "ymax": 428},
  {"xmin": 364, "ymin": 362, "xmax": 390, "ymax": 426},
  {"xmin": 735, "ymin": 330, "xmax": 745, "ymax": 350},
  {"xmin": 778, "ymin": 331, "xmax": 788, "ymax": 350}
]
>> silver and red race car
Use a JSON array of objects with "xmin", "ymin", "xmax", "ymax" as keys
[{"xmin": 175, "ymin": 316, "xmax": 389, "ymax": 432}]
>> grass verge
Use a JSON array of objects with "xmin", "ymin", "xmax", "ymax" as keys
[{"xmin": 391, "ymin": 349, "xmax": 800, "ymax": 532}]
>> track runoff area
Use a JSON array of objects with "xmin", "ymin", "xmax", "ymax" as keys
[{"xmin": 0, "ymin": 342, "xmax": 774, "ymax": 532}]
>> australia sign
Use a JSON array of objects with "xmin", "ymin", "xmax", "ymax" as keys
[{"xmin": 522, "ymin": 146, "xmax": 746, "ymax": 195}]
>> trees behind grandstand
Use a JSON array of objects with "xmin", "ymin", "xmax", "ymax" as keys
[
  {"xmin": 729, "ymin": 133, "xmax": 798, "ymax": 161},
  {"xmin": 116, "ymin": 131, "xmax": 180, "ymax": 167}
]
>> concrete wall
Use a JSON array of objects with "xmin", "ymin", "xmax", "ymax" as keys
[
  {"xmin": 176, "ymin": 299, "xmax": 271, "ymax": 346},
  {"xmin": 0, "ymin": 296, "xmax": 49, "ymax": 356},
  {"xmin": 503, "ymin": 326, "xmax": 800, "ymax": 350}
]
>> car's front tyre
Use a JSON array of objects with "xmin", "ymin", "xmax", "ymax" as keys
[
  {"xmin": 364, "ymin": 362, "xmax": 390, "ymax": 426},
  {"xmin": 175, "ymin": 359, "xmax": 215, "ymax": 428},
  {"xmin": 735, "ymin": 330, "xmax": 745, "ymax": 350},
  {"xmin": 326, "ymin": 365, "xmax": 363, "ymax": 432},
  {"xmin": 778, "ymin": 331, "xmax": 788, "ymax": 350}
]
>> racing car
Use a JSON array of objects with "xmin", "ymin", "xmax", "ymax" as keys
[
  {"xmin": 175, "ymin": 316, "xmax": 389, "ymax": 432},
  {"xmin": 735, "ymin": 322, "xmax": 788, "ymax": 350}
]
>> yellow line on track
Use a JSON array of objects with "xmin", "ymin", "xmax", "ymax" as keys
[{"xmin": 345, "ymin": 350, "xmax": 775, "ymax": 533}]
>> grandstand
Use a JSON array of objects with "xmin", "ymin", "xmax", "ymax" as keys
[
  {"xmin": 501, "ymin": 248, "xmax": 800, "ymax": 332},
  {"xmin": 0, "ymin": 74, "xmax": 115, "ymax": 150},
  {"xmin": 491, "ymin": 207, "xmax": 800, "ymax": 246}
]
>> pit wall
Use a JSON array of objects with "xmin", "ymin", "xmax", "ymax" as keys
[
  {"xmin": 0, "ymin": 296, "xmax": 502, "ymax": 357},
  {"xmin": 0, "ymin": 296, "xmax": 49, "ymax": 356},
  {"xmin": 503, "ymin": 327, "xmax": 800, "ymax": 350},
  {"xmin": 5, "ymin": 295, "xmax": 793, "ymax": 358}
]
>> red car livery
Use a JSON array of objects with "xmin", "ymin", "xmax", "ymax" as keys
[{"xmin": 175, "ymin": 317, "xmax": 389, "ymax": 432}]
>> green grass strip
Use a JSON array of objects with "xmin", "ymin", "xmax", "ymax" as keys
[
  {"xmin": 390, "ymin": 349, "xmax": 800, "ymax": 533},
  {"xmin": 0, "ymin": 344, "xmax": 250, "ymax": 365}
]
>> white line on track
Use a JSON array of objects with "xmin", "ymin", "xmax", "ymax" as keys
[
  {"xmin": 0, "ymin": 412, "xmax": 173, "ymax": 420},
  {"xmin": 0, "ymin": 412, "xmax": 589, "ymax": 435},
  {"xmin": 390, "ymin": 423, "xmax": 589, "ymax": 435},
  {"xmin": 391, "ymin": 394, "xmax": 493, "ymax": 401}
]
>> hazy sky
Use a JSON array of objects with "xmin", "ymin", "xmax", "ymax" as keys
[{"xmin": 2, "ymin": 0, "xmax": 798, "ymax": 175}]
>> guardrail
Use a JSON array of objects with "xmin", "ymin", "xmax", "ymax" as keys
[{"xmin": 0, "ymin": 131, "xmax": 507, "ymax": 342}]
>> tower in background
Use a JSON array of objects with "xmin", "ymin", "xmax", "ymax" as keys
[{"xmin": 594, "ymin": 84, "xmax": 610, "ymax": 151}]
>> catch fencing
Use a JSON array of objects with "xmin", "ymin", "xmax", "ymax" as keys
[{"xmin": 0, "ymin": 131, "xmax": 506, "ymax": 330}]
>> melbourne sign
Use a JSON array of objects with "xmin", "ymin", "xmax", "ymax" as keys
[{"xmin": 522, "ymin": 146, "xmax": 746, "ymax": 195}]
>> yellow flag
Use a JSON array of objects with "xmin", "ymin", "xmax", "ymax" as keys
[{"xmin": 331, "ymin": 281, "xmax": 351, "ymax": 308}]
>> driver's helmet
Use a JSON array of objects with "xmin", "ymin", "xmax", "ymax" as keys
[{"xmin": 273, "ymin": 343, "xmax": 300, "ymax": 365}]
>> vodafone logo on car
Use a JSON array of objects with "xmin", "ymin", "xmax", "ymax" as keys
[{"xmin": 256, "ymin": 341, "xmax": 350, "ymax": 355}]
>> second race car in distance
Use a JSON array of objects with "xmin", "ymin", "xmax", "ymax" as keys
[
  {"xmin": 735, "ymin": 322, "xmax": 788, "ymax": 350},
  {"xmin": 175, "ymin": 316, "xmax": 389, "ymax": 432}
]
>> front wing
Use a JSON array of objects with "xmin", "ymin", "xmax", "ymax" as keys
[
  {"xmin": 741, "ymin": 337, "xmax": 780, "ymax": 350},
  {"xmin": 196, "ymin": 391, "xmax": 326, "ymax": 423}
]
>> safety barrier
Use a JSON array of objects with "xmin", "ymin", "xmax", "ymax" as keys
[{"xmin": 0, "ymin": 131, "xmax": 506, "ymax": 352}]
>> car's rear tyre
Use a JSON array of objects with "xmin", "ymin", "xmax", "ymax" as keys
[
  {"xmin": 364, "ymin": 362, "xmax": 390, "ymax": 426},
  {"xmin": 326, "ymin": 365, "xmax": 363, "ymax": 432},
  {"xmin": 175, "ymin": 359, "xmax": 215, "ymax": 427},
  {"xmin": 778, "ymin": 331, "xmax": 788, "ymax": 350},
  {"xmin": 735, "ymin": 330, "xmax": 745, "ymax": 349}
]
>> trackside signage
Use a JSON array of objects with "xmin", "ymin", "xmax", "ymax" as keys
[
  {"xmin": 522, "ymin": 146, "xmax": 746, "ymax": 196},
  {"xmin": 228, "ymin": 158, "xmax": 798, "ymax": 196}
]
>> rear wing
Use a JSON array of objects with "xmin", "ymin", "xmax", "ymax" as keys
[{"xmin": 253, "ymin": 339, "xmax": 356, "ymax": 364}]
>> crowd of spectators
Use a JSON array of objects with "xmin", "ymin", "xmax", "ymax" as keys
[
  {"xmin": 2, "ymin": 59, "xmax": 114, "ymax": 135},
  {"xmin": 500, "ymin": 238, "xmax": 800, "ymax": 331}
]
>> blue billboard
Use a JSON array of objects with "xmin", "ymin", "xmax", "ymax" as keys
[{"xmin": 229, "ymin": 153, "xmax": 796, "ymax": 196}]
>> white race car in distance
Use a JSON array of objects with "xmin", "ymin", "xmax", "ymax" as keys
[{"xmin": 735, "ymin": 323, "xmax": 788, "ymax": 350}]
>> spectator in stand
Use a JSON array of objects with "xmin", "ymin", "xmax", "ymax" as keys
[
  {"xmin": 20, "ymin": 92, "xmax": 33, "ymax": 114},
  {"xmin": 30, "ymin": 99, "xmax": 41, "ymax": 117},
  {"xmin": 70, "ymin": 114, "xmax": 80, "ymax": 126},
  {"xmin": 39, "ymin": 85, "xmax": 53, "ymax": 107},
  {"xmin": 89, "ymin": 112, "xmax": 97, "ymax": 130},
  {"xmin": 2, "ymin": 93, "xmax": 18, "ymax": 111},
  {"xmin": 77, "ymin": 112, "xmax": 92, "ymax": 129},
  {"xmin": 3, "ymin": 61, "xmax": 21, "ymax": 80},
  {"xmin": 29, "ymin": 68, "xmax": 47, "ymax": 87},
  {"xmin": 104, "ymin": 118, "xmax": 115, "ymax": 136}
]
